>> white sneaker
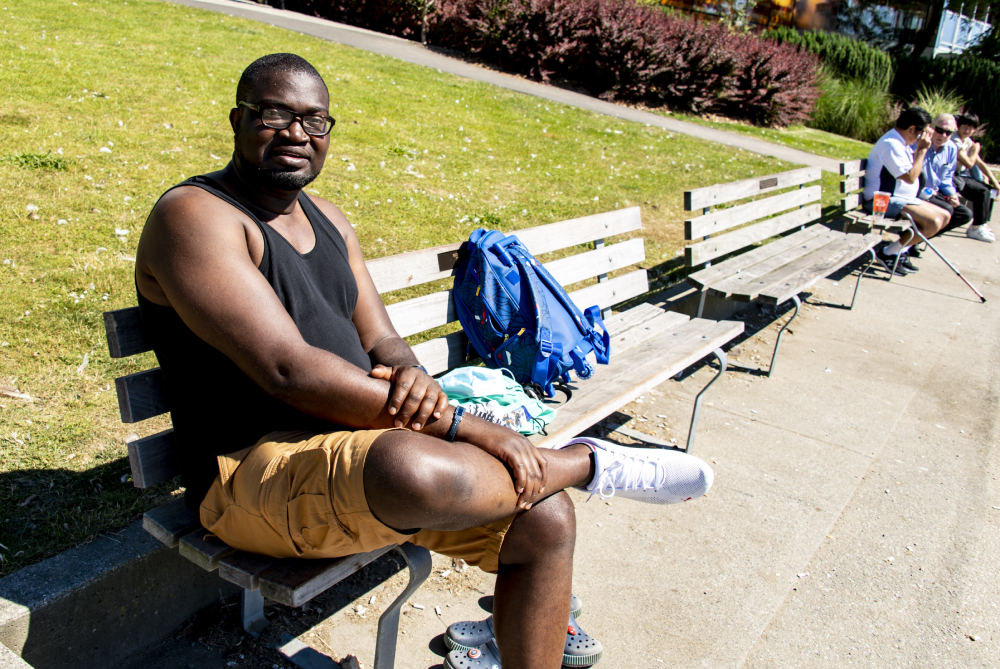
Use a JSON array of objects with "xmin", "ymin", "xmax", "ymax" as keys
[
  {"xmin": 563, "ymin": 437, "xmax": 714, "ymax": 504},
  {"xmin": 967, "ymin": 225, "xmax": 995, "ymax": 243}
]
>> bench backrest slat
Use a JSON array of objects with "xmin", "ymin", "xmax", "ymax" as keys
[
  {"xmin": 105, "ymin": 308, "xmax": 151, "ymax": 358},
  {"xmin": 115, "ymin": 369, "xmax": 168, "ymax": 423},
  {"xmin": 685, "ymin": 204, "xmax": 821, "ymax": 267},
  {"xmin": 839, "ymin": 159, "xmax": 868, "ymax": 215},
  {"xmin": 408, "ymin": 269, "xmax": 648, "ymax": 376},
  {"xmin": 684, "ymin": 167, "xmax": 821, "ymax": 211},
  {"xmin": 366, "ymin": 207, "xmax": 642, "ymax": 294},
  {"xmin": 840, "ymin": 176, "xmax": 862, "ymax": 194},
  {"xmin": 685, "ymin": 186, "xmax": 820, "ymax": 240},
  {"xmin": 127, "ymin": 429, "xmax": 179, "ymax": 487},
  {"xmin": 840, "ymin": 159, "xmax": 865, "ymax": 176},
  {"xmin": 385, "ymin": 238, "xmax": 646, "ymax": 338}
]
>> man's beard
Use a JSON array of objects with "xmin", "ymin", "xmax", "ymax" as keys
[{"xmin": 234, "ymin": 144, "xmax": 321, "ymax": 191}]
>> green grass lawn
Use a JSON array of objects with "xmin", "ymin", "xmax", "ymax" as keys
[
  {"xmin": 671, "ymin": 112, "xmax": 873, "ymax": 161},
  {"xmin": 0, "ymin": 0, "xmax": 859, "ymax": 575}
]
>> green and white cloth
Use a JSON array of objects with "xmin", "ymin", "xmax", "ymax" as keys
[{"xmin": 437, "ymin": 367, "xmax": 556, "ymax": 435}]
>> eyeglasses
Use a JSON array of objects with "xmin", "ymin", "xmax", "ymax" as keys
[
  {"xmin": 238, "ymin": 101, "xmax": 335, "ymax": 137},
  {"xmin": 933, "ymin": 126, "xmax": 954, "ymax": 136}
]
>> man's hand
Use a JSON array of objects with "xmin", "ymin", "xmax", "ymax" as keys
[
  {"xmin": 917, "ymin": 128, "xmax": 933, "ymax": 151},
  {"xmin": 460, "ymin": 420, "xmax": 548, "ymax": 509},
  {"xmin": 947, "ymin": 193, "xmax": 961, "ymax": 206},
  {"xmin": 369, "ymin": 365, "xmax": 450, "ymax": 431}
]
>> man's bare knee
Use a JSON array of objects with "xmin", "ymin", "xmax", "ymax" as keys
[
  {"xmin": 499, "ymin": 491, "xmax": 576, "ymax": 566},
  {"xmin": 365, "ymin": 431, "xmax": 475, "ymax": 512}
]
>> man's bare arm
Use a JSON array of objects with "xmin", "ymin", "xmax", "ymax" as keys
[{"xmin": 137, "ymin": 189, "xmax": 412, "ymax": 432}]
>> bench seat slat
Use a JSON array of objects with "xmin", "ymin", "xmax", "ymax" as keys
[
  {"xmin": 115, "ymin": 368, "xmax": 168, "ymax": 423},
  {"xmin": 686, "ymin": 204, "xmax": 822, "ymax": 267},
  {"xmin": 687, "ymin": 225, "xmax": 831, "ymax": 292},
  {"xmin": 367, "ymin": 208, "xmax": 642, "ymax": 294},
  {"xmin": 705, "ymin": 227, "xmax": 844, "ymax": 299},
  {"xmin": 607, "ymin": 310, "xmax": 690, "ymax": 353},
  {"xmin": 685, "ymin": 167, "xmax": 821, "ymax": 210},
  {"xmin": 386, "ymin": 239, "xmax": 646, "ymax": 338},
  {"xmin": 142, "ymin": 497, "xmax": 201, "ymax": 548},
  {"xmin": 685, "ymin": 186, "xmax": 820, "ymax": 240},
  {"xmin": 179, "ymin": 530, "xmax": 238, "ymax": 571},
  {"xmin": 601, "ymin": 302, "xmax": 670, "ymax": 334},
  {"xmin": 127, "ymin": 429, "xmax": 178, "ymax": 488},
  {"xmin": 258, "ymin": 545, "xmax": 396, "ymax": 608},
  {"xmin": 218, "ymin": 551, "xmax": 279, "ymax": 591},
  {"xmin": 531, "ymin": 318, "xmax": 743, "ymax": 448},
  {"xmin": 754, "ymin": 232, "xmax": 883, "ymax": 305}
]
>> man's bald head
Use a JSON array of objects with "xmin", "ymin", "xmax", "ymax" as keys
[
  {"xmin": 236, "ymin": 53, "xmax": 327, "ymax": 105},
  {"xmin": 933, "ymin": 113, "xmax": 956, "ymax": 129}
]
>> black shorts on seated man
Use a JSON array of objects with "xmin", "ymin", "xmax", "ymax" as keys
[{"xmin": 134, "ymin": 53, "xmax": 713, "ymax": 669}]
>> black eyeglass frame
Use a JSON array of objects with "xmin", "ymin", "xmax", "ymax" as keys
[
  {"xmin": 237, "ymin": 101, "xmax": 335, "ymax": 137},
  {"xmin": 932, "ymin": 125, "xmax": 954, "ymax": 136}
]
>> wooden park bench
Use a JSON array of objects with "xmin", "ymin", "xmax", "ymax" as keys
[
  {"xmin": 682, "ymin": 167, "xmax": 883, "ymax": 376},
  {"xmin": 104, "ymin": 206, "xmax": 743, "ymax": 668}
]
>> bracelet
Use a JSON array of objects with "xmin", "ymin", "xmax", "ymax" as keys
[
  {"xmin": 445, "ymin": 406, "xmax": 465, "ymax": 443},
  {"xmin": 408, "ymin": 364, "xmax": 428, "ymax": 374}
]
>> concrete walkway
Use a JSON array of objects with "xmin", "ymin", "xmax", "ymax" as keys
[{"xmin": 168, "ymin": 0, "xmax": 842, "ymax": 173}]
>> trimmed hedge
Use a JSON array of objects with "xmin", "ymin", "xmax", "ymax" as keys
[
  {"xmin": 284, "ymin": 0, "xmax": 820, "ymax": 126},
  {"xmin": 764, "ymin": 26, "xmax": 894, "ymax": 93}
]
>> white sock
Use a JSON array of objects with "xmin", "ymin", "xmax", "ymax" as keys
[{"xmin": 884, "ymin": 241, "xmax": 903, "ymax": 256}]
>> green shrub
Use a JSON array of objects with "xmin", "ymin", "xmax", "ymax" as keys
[
  {"xmin": 807, "ymin": 69, "xmax": 894, "ymax": 143},
  {"xmin": 765, "ymin": 26, "xmax": 893, "ymax": 92},
  {"xmin": 891, "ymin": 54, "xmax": 1000, "ymax": 158},
  {"xmin": 911, "ymin": 85, "xmax": 967, "ymax": 120}
]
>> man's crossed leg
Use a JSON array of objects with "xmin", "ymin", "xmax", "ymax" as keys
[{"xmin": 200, "ymin": 428, "xmax": 713, "ymax": 669}]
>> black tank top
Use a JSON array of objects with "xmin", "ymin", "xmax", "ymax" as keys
[{"xmin": 137, "ymin": 175, "xmax": 373, "ymax": 509}]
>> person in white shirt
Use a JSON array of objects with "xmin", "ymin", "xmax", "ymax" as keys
[{"xmin": 863, "ymin": 107, "xmax": 950, "ymax": 275}]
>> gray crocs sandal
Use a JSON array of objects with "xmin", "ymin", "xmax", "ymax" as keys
[
  {"xmin": 445, "ymin": 595, "xmax": 583, "ymax": 653},
  {"xmin": 444, "ymin": 639, "xmax": 502, "ymax": 669},
  {"xmin": 562, "ymin": 611, "xmax": 603, "ymax": 667}
]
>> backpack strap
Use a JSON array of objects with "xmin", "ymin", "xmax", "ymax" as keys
[{"xmin": 583, "ymin": 306, "xmax": 611, "ymax": 364}]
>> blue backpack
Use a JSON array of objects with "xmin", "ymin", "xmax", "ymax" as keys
[{"xmin": 453, "ymin": 229, "xmax": 611, "ymax": 397}]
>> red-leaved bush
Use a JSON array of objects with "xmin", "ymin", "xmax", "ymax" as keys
[
  {"xmin": 286, "ymin": 0, "xmax": 820, "ymax": 126},
  {"xmin": 720, "ymin": 37, "xmax": 820, "ymax": 126}
]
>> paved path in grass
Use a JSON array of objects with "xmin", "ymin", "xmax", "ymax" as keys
[{"xmin": 167, "ymin": 0, "xmax": 843, "ymax": 174}]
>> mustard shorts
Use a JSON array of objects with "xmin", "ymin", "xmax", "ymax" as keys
[{"xmin": 199, "ymin": 429, "xmax": 514, "ymax": 573}]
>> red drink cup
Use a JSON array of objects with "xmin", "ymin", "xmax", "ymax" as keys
[{"xmin": 872, "ymin": 191, "xmax": 889, "ymax": 224}]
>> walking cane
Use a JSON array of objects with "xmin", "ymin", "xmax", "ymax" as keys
[{"xmin": 901, "ymin": 213, "xmax": 987, "ymax": 303}]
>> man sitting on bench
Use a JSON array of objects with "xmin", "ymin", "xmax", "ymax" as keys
[
  {"xmin": 920, "ymin": 114, "xmax": 974, "ymax": 239},
  {"xmin": 863, "ymin": 106, "xmax": 950, "ymax": 275},
  {"xmin": 133, "ymin": 53, "xmax": 713, "ymax": 669}
]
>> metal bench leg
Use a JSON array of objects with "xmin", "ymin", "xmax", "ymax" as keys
[
  {"xmin": 848, "ymin": 248, "xmax": 876, "ymax": 310},
  {"xmin": 686, "ymin": 348, "xmax": 727, "ymax": 454},
  {"xmin": 373, "ymin": 543, "xmax": 433, "ymax": 669},
  {"xmin": 241, "ymin": 587, "xmax": 269, "ymax": 637},
  {"xmin": 767, "ymin": 295, "xmax": 801, "ymax": 378}
]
